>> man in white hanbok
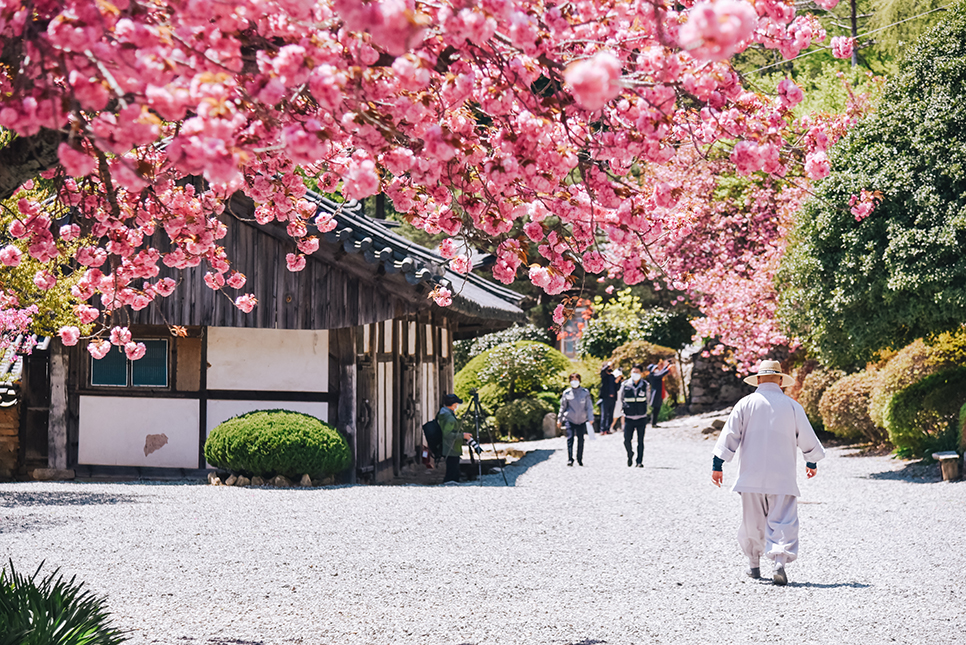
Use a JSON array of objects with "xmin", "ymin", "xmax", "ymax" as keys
[{"xmin": 711, "ymin": 360, "xmax": 825, "ymax": 585}]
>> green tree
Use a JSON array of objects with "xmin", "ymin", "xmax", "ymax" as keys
[
  {"xmin": 778, "ymin": 3, "xmax": 966, "ymax": 368},
  {"xmin": 577, "ymin": 289, "xmax": 693, "ymax": 358}
]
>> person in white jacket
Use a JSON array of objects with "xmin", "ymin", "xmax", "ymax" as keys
[{"xmin": 711, "ymin": 360, "xmax": 826, "ymax": 586}]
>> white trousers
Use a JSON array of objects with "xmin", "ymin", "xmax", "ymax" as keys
[{"xmin": 738, "ymin": 493, "xmax": 799, "ymax": 567}]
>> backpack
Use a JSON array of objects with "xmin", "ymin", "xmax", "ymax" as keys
[{"xmin": 422, "ymin": 418, "xmax": 443, "ymax": 460}]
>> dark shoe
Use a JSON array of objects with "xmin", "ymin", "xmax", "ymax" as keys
[
  {"xmin": 773, "ymin": 564, "xmax": 787, "ymax": 586},
  {"xmin": 635, "ymin": 463, "xmax": 644, "ymax": 468},
  {"xmin": 577, "ymin": 461, "xmax": 583, "ymax": 466},
  {"xmin": 627, "ymin": 457, "xmax": 633, "ymax": 467},
  {"xmin": 567, "ymin": 460, "xmax": 574, "ymax": 467},
  {"xmin": 745, "ymin": 567, "xmax": 761, "ymax": 579}
]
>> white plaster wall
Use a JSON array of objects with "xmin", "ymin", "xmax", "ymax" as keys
[
  {"xmin": 207, "ymin": 328, "xmax": 328, "ymax": 392},
  {"xmin": 78, "ymin": 397, "xmax": 200, "ymax": 468},
  {"xmin": 206, "ymin": 400, "xmax": 329, "ymax": 435}
]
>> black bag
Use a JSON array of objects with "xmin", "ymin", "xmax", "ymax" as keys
[{"xmin": 422, "ymin": 418, "xmax": 443, "ymax": 460}]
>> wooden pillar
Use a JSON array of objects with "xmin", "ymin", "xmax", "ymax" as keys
[
  {"xmin": 334, "ymin": 327, "xmax": 358, "ymax": 484},
  {"xmin": 47, "ymin": 341, "xmax": 69, "ymax": 471}
]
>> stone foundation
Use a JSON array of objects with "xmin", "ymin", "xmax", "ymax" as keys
[
  {"xmin": 0, "ymin": 405, "xmax": 19, "ymax": 480},
  {"xmin": 688, "ymin": 348, "xmax": 755, "ymax": 413}
]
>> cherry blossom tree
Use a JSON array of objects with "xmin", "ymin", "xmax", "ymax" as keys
[{"xmin": 0, "ymin": 0, "xmax": 843, "ymax": 358}]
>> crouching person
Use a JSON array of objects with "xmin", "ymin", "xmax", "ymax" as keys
[{"xmin": 711, "ymin": 360, "xmax": 826, "ymax": 585}]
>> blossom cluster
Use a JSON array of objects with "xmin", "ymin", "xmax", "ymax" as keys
[{"xmin": 0, "ymin": 0, "xmax": 850, "ymax": 353}]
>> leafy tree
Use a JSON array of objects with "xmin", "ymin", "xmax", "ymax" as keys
[
  {"xmin": 577, "ymin": 289, "xmax": 694, "ymax": 358},
  {"xmin": 477, "ymin": 341, "xmax": 572, "ymax": 401},
  {"xmin": 454, "ymin": 324, "xmax": 552, "ymax": 372},
  {"xmin": 779, "ymin": 3, "xmax": 966, "ymax": 368}
]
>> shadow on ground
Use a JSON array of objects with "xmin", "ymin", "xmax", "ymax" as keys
[
  {"xmin": 865, "ymin": 460, "xmax": 944, "ymax": 484},
  {"xmin": 0, "ymin": 491, "xmax": 142, "ymax": 507},
  {"xmin": 787, "ymin": 581, "xmax": 872, "ymax": 589},
  {"xmin": 475, "ymin": 449, "xmax": 554, "ymax": 487}
]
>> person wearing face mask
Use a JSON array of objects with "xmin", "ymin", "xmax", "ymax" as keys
[
  {"xmin": 599, "ymin": 362, "xmax": 618, "ymax": 435},
  {"xmin": 557, "ymin": 372, "xmax": 595, "ymax": 466},
  {"xmin": 616, "ymin": 364, "xmax": 651, "ymax": 468}
]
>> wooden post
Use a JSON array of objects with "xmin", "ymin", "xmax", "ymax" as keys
[
  {"xmin": 932, "ymin": 451, "xmax": 961, "ymax": 482},
  {"xmin": 47, "ymin": 341, "xmax": 69, "ymax": 471},
  {"xmin": 335, "ymin": 327, "xmax": 358, "ymax": 484}
]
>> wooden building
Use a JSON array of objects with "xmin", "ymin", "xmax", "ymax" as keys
[{"xmin": 13, "ymin": 194, "xmax": 524, "ymax": 482}]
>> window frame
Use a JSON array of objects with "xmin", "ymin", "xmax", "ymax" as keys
[{"xmin": 88, "ymin": 338, "xmax": 171, "ymax": 390}]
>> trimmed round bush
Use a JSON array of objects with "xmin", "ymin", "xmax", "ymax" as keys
[
  {"xmin": 453, "ymin": 324, "xmax": 552, "ymax": 372},
  {"xmin": 798, "ymin": 367, "xmax": 844, "ymax": 430},
  {"xmin": 886, "ymin": 366, "xmax": 966, "ymax": 459},
  {"xmin": 819, "ymin": 371, "xmax": 883, "ymax": 443},
  {"xmin": 495, "ymin": 397, "xmax": 553, "ymax": 439},
  {"xmin": 205, "ymin": 410, "xmax": 351, "ymax": 479},
  {"xmin": 455, "ymin": 341, "xmax": 571, "ymax": 403}
]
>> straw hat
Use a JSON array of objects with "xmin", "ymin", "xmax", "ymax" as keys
[{"xmin": 743, "ymin": 360, "xmax": 796, "ymax": 388}]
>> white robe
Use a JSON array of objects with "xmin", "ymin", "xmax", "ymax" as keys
[{"xmin": 713, "ymin": 383, "xmax": 826, "ymax": 498}]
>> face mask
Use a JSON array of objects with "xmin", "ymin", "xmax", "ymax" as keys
[
  {"xmin": 570, "ymin": 380, "xmax": 580, "ymax": 389},
  {"xmin": 631, "ymin": 373, "xmax": 642, "ymax": 383}
]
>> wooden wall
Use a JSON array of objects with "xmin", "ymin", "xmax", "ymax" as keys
[
  {"xmin": 125, "ymin": 213, "xmax": 418, "ymax": 331},
  {"xmin": 0, "ymin": 404, "xmax": 17, "ymax": 479}
]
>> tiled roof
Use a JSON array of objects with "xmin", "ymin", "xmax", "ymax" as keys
[{"xmin": 308, "ymin": 193, "xmax": 526, "ymax": 323}]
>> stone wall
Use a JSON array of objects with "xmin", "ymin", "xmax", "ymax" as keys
[
  {"xmin": 688, "ymin": 349, "xmax": 755, "ymax": 413},
  {"xmin": 0, "ymin": 404, "xmax": 19, "ymax": 480}
]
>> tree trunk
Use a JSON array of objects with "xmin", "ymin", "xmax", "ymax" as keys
[{"xmin": 0, "ymin": 128, "xmax": 64, "ymax": 200}]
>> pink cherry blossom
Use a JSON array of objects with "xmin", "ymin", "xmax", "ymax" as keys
[
  {"xmin": 814, "ymin": 0, "xmax": 841, "ymax": 9},
  {"xmin": 227, "ymin": 272, "xmax": 247, "ymax": 289},
  {"xmin": 804, "ymin": 151, "xmax": 831, "ymax": 180},
  {"xmin": 33, "ymin": 270, "xmax": 57, "ymax": 290},
  {"xmin": 59, "ymin": 326, "xmax": 81, "ymax": 346},
  {"xmin": 125, "ymin": 341, "xmax": 147, "ymax": 361},
  {"xmin": 285, "ymin": 253, "xmax": 306, "ymax": 272},
  {"xmin": 451, "ymin": 256, "xmax": 471, "ymax": 274},
  {"xmin": 564, "ymin": 51, "xmax": 622, "ymax": 111},
  {"xmin": 57, "ymin": 143, "xmax": 96, "ymax": 177},
  {"xmin": 552, "ymin": 303, "xmax": 567, "ymax": 325},
  {"xmin": 0, "ymin": 245, "xmax": 22, "ymax": 267},
  {"xmin": 777, "ymin": 79, "xmax": 804, "ymax": 109},
  {"xmin": 88, "ymin": 340, "xmax": 111, "ymax": 360},
  {"xmin": 109, "ymin": 326, "xmax": 132, "ymax": 346},
  {"xmin": 831, "ymin": 36, "xmax": 854, "ymax": 60},
  {"xmin": 438, "ymin": 238, "xmax": 458, "ymax": 260},
  {"xmin": 432, "ymin": 286, "xmax": 452, "ymax": 307},
  {"xmin": 235, "ymin": 294, "xmax": 257, "ymax": 313},
  {"xmin": 679, "ymin": 0, "xmax": 758, "ymax": 61}
]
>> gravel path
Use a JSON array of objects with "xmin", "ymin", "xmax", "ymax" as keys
[{"xmin": 2, "ymin": 413, "xmax": 964, "ymax": 645}]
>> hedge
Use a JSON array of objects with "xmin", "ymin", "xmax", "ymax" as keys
[
  {"xmin": 886, "ymin": 365, "xmax": 966, "ymax": 459},
  {"xmin": 607, "ymin": 340, "xmax": 679, "ymax": 403},
  {"xmin": 798, "ymin": 368, "xmax": 844, "ymax": 430},
  {"xmin": 818, "ymin": 371, "xmax": 883, "ymax": 443},
  {"xmin": 204, "ymin": 410, "xmax": 351, "ymax": 479},
  {"xmin": 867, "ymin": 335, "xmax": 966, "ymax": 431}
]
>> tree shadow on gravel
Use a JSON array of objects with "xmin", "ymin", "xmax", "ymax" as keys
[
  {"xmin": 0, "ymin": 491, "xmax": 141, "ymax": 507},
  {"xmin": 865, "ymin": 460, "xmax": 944, "ymax": 484},
  {"xmin": 475, "ymin": 449, "xmax": 554, "ymax": 487},
  {"xmin": 0, "ymin": 515, "xmax": 70, "ymax": 533},
  {"xmin": 787, "ymin": 581, "xmax": 871, "ymax": 589}
]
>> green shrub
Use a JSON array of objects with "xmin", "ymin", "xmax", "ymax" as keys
[
  {"xmin": 454, "ymin": 324, "xmax": 552, "ymax": 371},
  {"xmin": 453, "ymin": 350, "xmax": 490, "ymax": 403},
  {"xmin": 204, "ymin": 410, "xmax": 351, "ymax": 479},
  {"xmin": 886, "ymin": 365, "xmax": 966, "ymax": 459},
  {"xmin": 534, "ymin": 390, "xmax": 561, "ymax": 411},
  {"xmin": 960, "ymin": 401, "xmax": 966, "ymax": 452},
  {"xmin": 494, "ymin": 397, "xmax": 553, "ymax": 439},
  {"xmin": 818, "ymin": 371, "xmax": 884, "ymax": 443},
  {"xmin": 867, "ymin": 338, "xmax": 961, "ymax": 431},
  {"xmin": 475, "ymin": 341, "xmax": 572, "ymax": 400},
  {"xmin": 0, "ymin": 561, "xmax": 126, "ymax": 645},
  {"xmin": 798, "ymin": 368, "xmax": 845, "ymax": 430}
]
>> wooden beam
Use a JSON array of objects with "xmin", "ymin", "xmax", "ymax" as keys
[{"xmin": 47, "ymin": 341, "xmax": 68, "ymax": 471}]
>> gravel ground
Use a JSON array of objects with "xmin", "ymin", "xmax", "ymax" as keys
[{"xmin": 2, "ymin": 413, "xmax": 964, "ymax": 645}]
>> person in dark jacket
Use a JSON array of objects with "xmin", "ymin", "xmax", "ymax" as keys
[
  {"xmin": 646, "ymin": 359, "xmax": 672, "ymax": 427},
  {"xmin": 438, "ymin": 394, "xmax": 472, "ymax": 483},
  {"xmin": 616, "ymin": 364, "xmax": 651, "ymax": 467},
  {"xmin": 558, "ymin": 372, "xmax": 595, "ymax": 466},
  {"xmin": 599, "ymin": 362, "xmax": 618, "ymax": 436}
]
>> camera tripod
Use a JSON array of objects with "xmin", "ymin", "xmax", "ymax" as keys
[{"xmin": 467, "ymin": 389, "xmax": 509, "ymax": 486}]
